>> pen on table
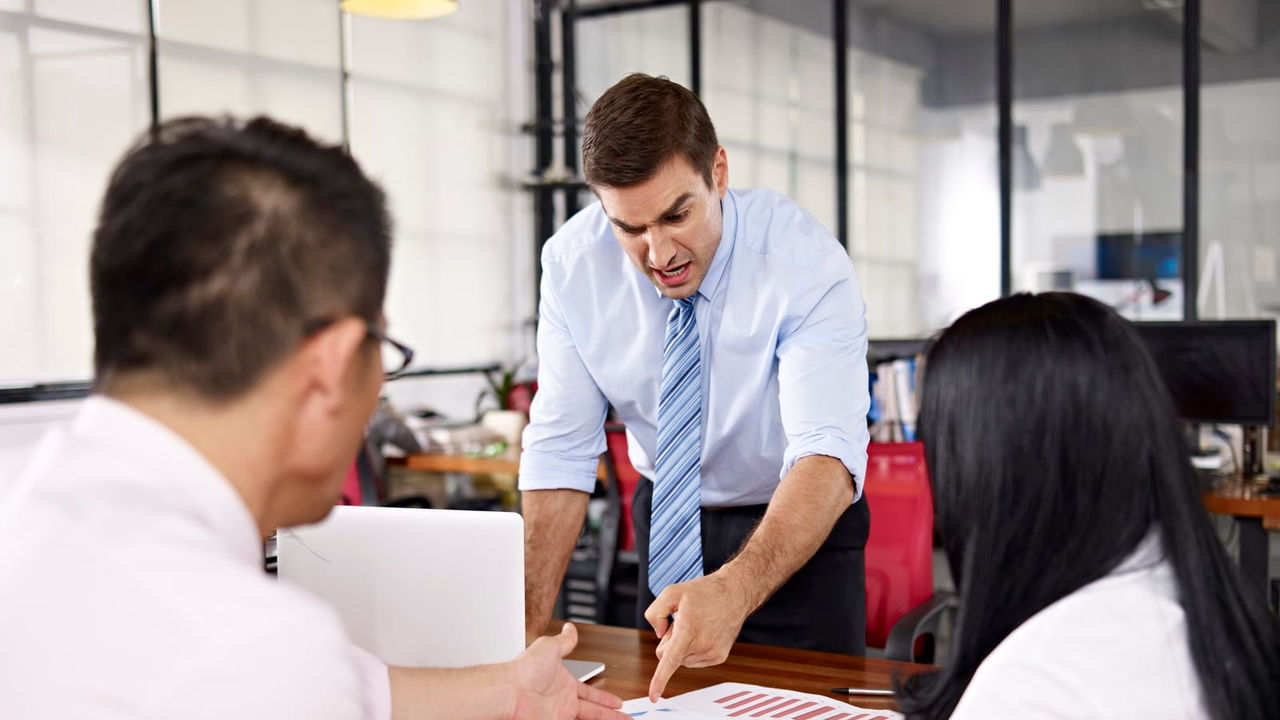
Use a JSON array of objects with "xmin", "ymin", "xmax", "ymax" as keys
[{"xmin": 830, "ymin": 687, "xmax": 895, "ymax": 697}]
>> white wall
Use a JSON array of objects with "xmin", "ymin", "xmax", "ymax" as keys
[
  {"xmin": 0, "ymin": 4, "xmax": 149, "ymax": 385},
  {"xmin": 1, "ymin": 0, "xmax": 534, "ymax": 437}
]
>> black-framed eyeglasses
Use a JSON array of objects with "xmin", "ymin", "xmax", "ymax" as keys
[
  {"xmin": 304, "ymin": 317, "xmax": 415, "ymax": 381},
  {"xmin": 366, "ymin": 321, "xmax": 415, "ymax": 380}
]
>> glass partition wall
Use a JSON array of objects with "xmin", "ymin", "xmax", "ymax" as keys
[
  {"xmin": 1009, "ymin": 1, "xmax": 1185, "ymax": 321},
  {"xmin": 558, "ymin": 0, "xmax": 1273, "ymax": 337}
]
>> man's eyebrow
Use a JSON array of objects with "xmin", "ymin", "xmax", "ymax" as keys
[
  {"xmin": 608, "ymin": 193, "xmax": 694, "ymax": 233},
  {"xmin": 658, "ymin": 193, "xmax": 692, "ymax": 220}
]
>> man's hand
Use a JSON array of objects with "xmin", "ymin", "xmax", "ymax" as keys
[
  {"xmin": 643, "ymin": 572, "xmax": 753, "ymax": 702},
  {"xmin": 511, "ymin": 623, "xmax": 630, "ymax": 720}
]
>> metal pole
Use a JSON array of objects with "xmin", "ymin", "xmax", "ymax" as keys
[
  {"xmin": 338, "ymin": 7, "xmax": 353, "ymax": 152},
  {"xmin": 997, "ymin": 0, "xmax": 1012, "ymax": 296},
  {"xmin": 146, "ymin": 0, "xmax": 159, "ymax": 133},
  {"xmin": 1182, "ymin": 0, "xmax": 1200, "ymax": 321},
  {"xmin": 534, "ymin": 0, "xmax": 556, "ymax": 298},
  {"xmin": 689, "ymin": 0, "xmax": 701, "ymax": 97},
  {"xmin": 562, "ymin": 1, "xmax": 580, "ymax": 217},
  {"xmin": 834, "ymin": 0, "xmax": 848, "ymax": 250}
]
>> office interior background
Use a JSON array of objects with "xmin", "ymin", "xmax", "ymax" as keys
[{"xmin": 1, "ymin": 2, "xmax": 1278, "ymax": 520}]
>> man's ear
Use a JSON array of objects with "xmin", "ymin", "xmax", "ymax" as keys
[
  {"xmin": 296, "ymin": 317, "xmax": 368, "ymax": 411},
  {"xmin": 713, "ymin": 145, "xmax": 729, "ymax": 199}
]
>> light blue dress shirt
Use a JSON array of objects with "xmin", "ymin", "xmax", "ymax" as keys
[{"xmin": 518, "ymin": 188, "xmax": 870, "ymax": 506}]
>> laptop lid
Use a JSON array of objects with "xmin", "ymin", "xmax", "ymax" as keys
[{"xmin": 277, "ymin": 505, "xmax": 524, "ymax": 668}]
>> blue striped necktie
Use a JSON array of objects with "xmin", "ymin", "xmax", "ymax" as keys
[{"xmin": 649, "ymin": 296, "xmax": 705, "ymax": 596}]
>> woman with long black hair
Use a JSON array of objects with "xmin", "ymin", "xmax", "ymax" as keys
[{"xmin": 896, "ymin": 292, "xmax": 1280, "ymax": 719}]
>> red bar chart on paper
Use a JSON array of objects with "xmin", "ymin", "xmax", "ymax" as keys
[{"xmin": 619, "ymin": 682, "xmax": 902, "ymax": 720}]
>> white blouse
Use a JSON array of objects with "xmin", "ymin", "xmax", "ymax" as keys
[{"xmin": 951, "ymin": 535, "xmax": 1208, "ymax": 719}]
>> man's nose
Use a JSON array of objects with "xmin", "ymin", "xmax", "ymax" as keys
[{"xmin": 647, "ymin": 229, "xmax": 677, "ymax": 268}]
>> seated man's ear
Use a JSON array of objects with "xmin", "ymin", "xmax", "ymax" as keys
[{"xmin": 296, "ymin": 317, "xmax": 371, "ymax": 410}]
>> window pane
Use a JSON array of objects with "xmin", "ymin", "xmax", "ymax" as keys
[
  {"xmin": 348, "ymin": 2, "xmax": 520, "ymax": 368},
  {"xmin": 0, "ymin": 13, "xmax": 148, "ymax": 386},
  {"xmin": 576, "ymin": 5, "xmax": 691, "ymax": 104},
  {"xmin": 850, "ymin": 0, "xmax": 1000, "ymax": 336},
  {"xmin": 704, "ymin": 1, "xmax": 836, "ymax": 235},
  {"xmin": 34, "ymin": 0, "xmax": 144, "ymax": 34},
  {"xmin": 1010, "ymin": 2, "xmax": 1184, "ymax": 320},
  {"xmin": 156, "ymin": 0, "xmax": 342, "ymax": 143},
  {"xmin": 1200, "ymin": 2, "xmax": 1280, "ymax": 323}
]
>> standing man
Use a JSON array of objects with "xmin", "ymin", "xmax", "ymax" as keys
[{"xmin": 520, "ymin": 74, "xmax": 871, "ymax": 701}]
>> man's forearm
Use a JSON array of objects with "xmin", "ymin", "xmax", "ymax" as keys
[
  {"xmin": 717, "ymin": 455, "xmax": 854, "ymax": 612},
  {"xmin": 521, "ymin": 488, "xmax": 590, "ymax": 640},
  {"xmin": 389, "ymin": 663, "xmax": 513, "ymax": 720}
]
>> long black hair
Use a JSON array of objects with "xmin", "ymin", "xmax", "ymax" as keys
[{"xmin": 896, "ymin": 292, "xmax": 1280, "ymax": 720}]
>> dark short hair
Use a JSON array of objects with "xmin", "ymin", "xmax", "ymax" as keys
[
  {"xmin": 91, "ymin": 116, "xmax": 391, "ymax": 399},
  {"xmin": 581, "ymin": 73, "xmax": 719, "ymax": 188},
  {"xmin": 897, "ymin": 292, "xmax": 1280, "ymax": 720}
]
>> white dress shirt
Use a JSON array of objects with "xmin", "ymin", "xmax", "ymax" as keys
[
  {"xmin": 952, "ymin": 534, "xmax": 1208, "ymax": 719},
  {"xmin": 519, "ymin": 188, "xmax": 870, "ymax": 506},
  {"xmin": 0, "ymin": 396, "xmax": 391, "ymax": 720}
]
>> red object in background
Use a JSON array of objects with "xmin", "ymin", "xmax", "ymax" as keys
[
  {"xmin": 506, "ymin": 381, "xmax": 537, "ymax": 413},
  {"xmin": 341, "ymin": 460, "xmax": 362, "ymax": 506},
  {"xmin": 862, "ymin": 441, "xmax": 934, "ymax": 649},
  {"xmin": 604, "ymin": 423, "xmax": 640, "ymax": 551}
]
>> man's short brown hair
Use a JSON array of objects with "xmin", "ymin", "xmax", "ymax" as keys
[{"xmin": 581, "ymin": 73, "xmax": 719, "ymax": 189}]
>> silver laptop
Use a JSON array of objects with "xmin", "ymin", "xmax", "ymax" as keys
[
  {"xmin": 278, "ymin": 506, "xmax": 525, "ymax": 668},
  {"xmin": 277, "ymin": 505, "xmax": 605, "ymax": 680}
]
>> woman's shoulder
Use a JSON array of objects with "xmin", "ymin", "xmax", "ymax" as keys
[{"xmin": 951, "ymin": 558, "xmax": 1207, "ymax": 719}]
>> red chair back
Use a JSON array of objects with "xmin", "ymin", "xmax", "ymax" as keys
[
  {"xmin": 604, "ymin": 423, "xmax": 641, "ymax": 551},
  {"xmin": 863, "ymin": 441, "xmax": 934, "ymax": 649},
  {"xmin": 340, "ymin": 459, "xmax": 362, "ymax": 506}
]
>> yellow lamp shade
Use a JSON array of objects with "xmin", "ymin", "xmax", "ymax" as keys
[{"xmin": 340, "ymin": 0, "xmax": 458, "ymax": 20}]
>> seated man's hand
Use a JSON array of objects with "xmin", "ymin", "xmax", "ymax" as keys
[
  {"xmin": 511, "ymin": 623, "xmax": 629, "ymax": 720},
  {"xmin": 643, "ymin": 572, "xmax": 753, "ymax": 702}
]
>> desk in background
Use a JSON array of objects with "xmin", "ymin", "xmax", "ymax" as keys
[
  {"xmin": 387, "ymin": 451, "xmax": 609, "ymax": 481},
  {"xmin": 563, "ymin": 621, "xmax": 932, "ymax": 713},
  {"xmin": 1203, "ymin": 476, "xmax": 1280, "ymax": 602}
]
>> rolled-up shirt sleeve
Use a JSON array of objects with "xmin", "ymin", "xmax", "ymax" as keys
[
  {"xmin": 775, "ymin": 249, "xmax": 871, "ymax": 500},
  {"xmin": 518, "ymin": 253, "xmax": 608, "ymax": 494}
]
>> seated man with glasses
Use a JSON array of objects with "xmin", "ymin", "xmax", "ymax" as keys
[{"xmin": 0, "ymin": 116, "xmax": 627, "ymax": 720}]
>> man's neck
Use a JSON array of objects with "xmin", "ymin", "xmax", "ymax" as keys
[{"xmin": 105, "ymin": 380, "xmax": 290, "ymax": 540}]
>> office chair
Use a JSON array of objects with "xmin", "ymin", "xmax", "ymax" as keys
[{"xmin": 863, "ymin": 441, "xmax": 955, "ymax": 664}]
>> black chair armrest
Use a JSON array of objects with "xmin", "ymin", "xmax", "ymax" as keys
[{"xmin": 885, "ymin": 593, "xmax": 957, "ymax": 664}]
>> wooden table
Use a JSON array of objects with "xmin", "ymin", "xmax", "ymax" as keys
[
  {"xmin": 388, "ymin": 451, "xmax": 610, "ymax": 481},
  {"xmin": 562, "ymin": 621, "xmax": 933, "ymax": 712},
  {"xmin": 1203, "ymin": 476, "xmax": 1280, "ymax": 600}
]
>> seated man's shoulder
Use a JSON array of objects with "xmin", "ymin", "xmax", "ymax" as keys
[{"xmin": 0, "ymin": 525, "xmax": 365, "ymax": 719}]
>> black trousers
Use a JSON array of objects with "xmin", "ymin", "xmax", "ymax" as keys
[{"xmin": 632, "ymin": 477, "xmax": 868, "ymax": 656}]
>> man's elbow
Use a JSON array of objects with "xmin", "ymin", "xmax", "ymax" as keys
[{"xmin": 795, "ymin": 454, "xmax": 856, "ymax": 504}]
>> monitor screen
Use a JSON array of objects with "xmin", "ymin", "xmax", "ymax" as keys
[
  {"xmin": 1131, "ymin": 321, "xmax": 1277, "ymax": 426},
  {"xmin": 1097, "ymin": 232, "xmax": 1181, "ymax": 281}
]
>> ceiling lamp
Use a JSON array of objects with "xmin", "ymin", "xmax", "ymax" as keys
[{"xmin": 340, "ymin": 0, "xmax": 458, "ymax": 20}]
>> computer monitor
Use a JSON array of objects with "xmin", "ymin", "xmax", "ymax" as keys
[{"xmin": 1130, "ymin": 320, "xmax": 1277, "ymax": 427}]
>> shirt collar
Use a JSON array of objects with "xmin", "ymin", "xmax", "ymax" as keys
[
  {"xmin": 70, "ymin": 395, "xmax": 264, "ymax": 569},
  {"xmin": 651, "ymin": 189, "xmax": 738, "ymax": 304}
]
